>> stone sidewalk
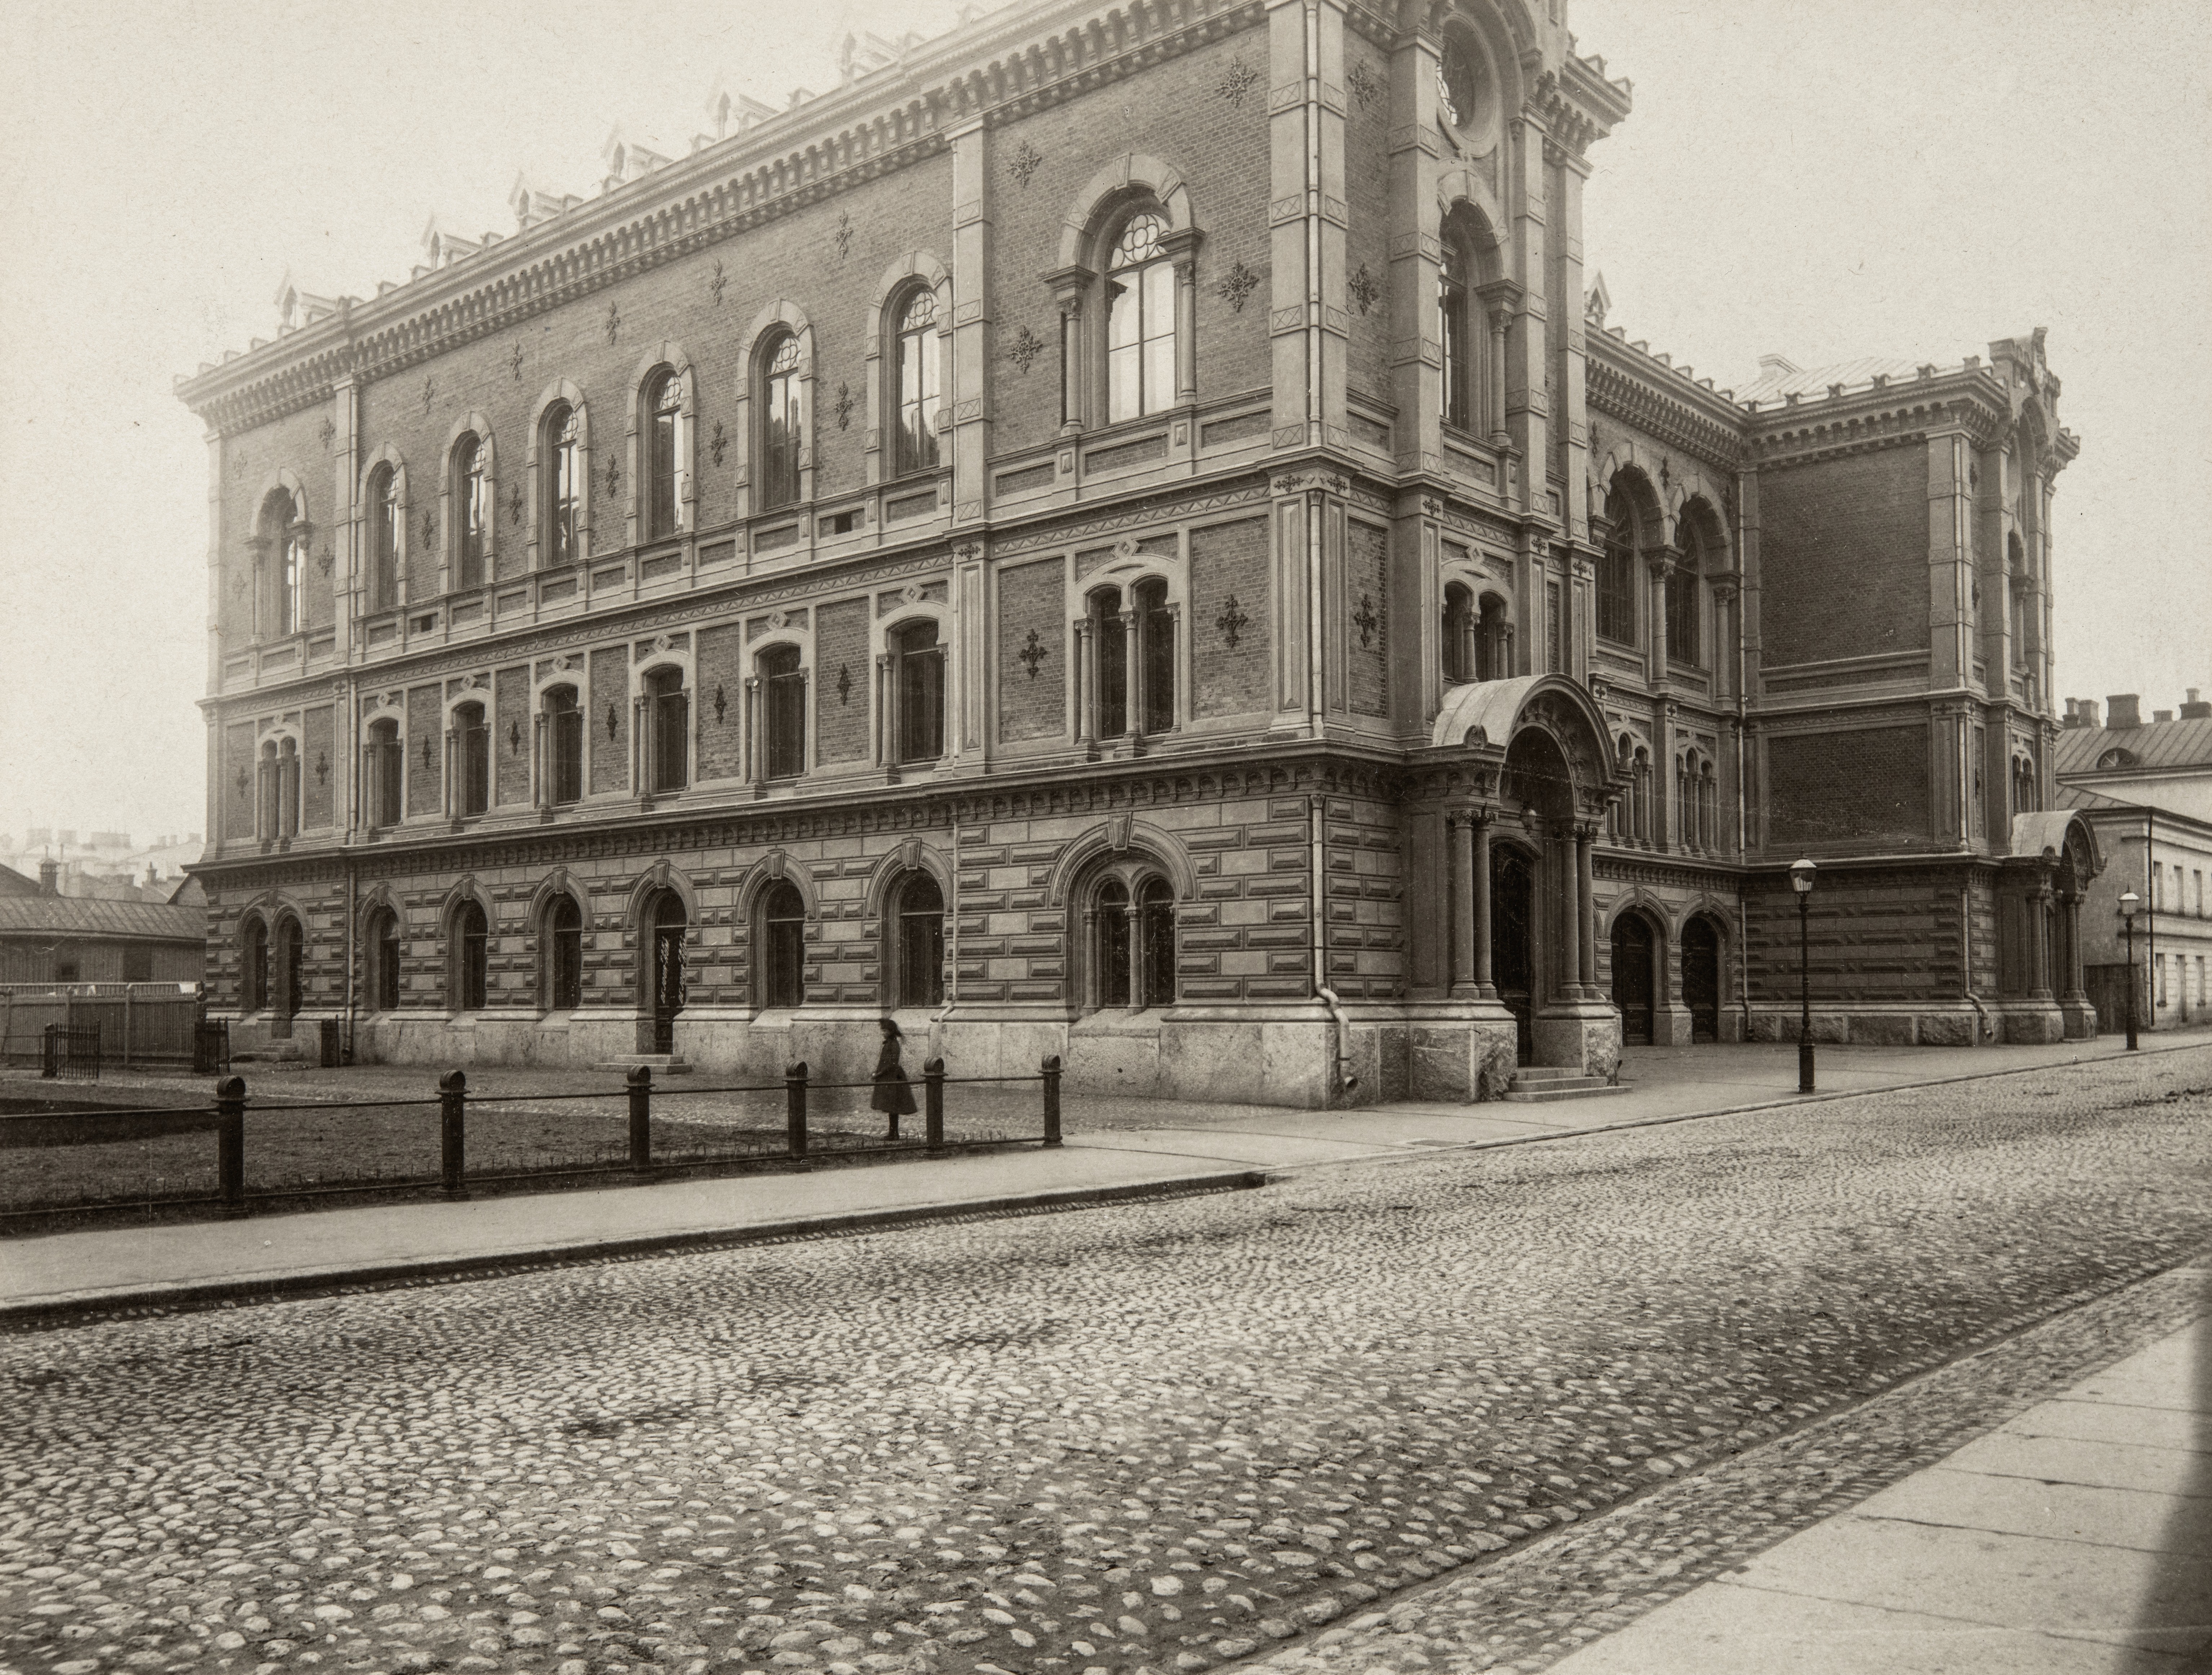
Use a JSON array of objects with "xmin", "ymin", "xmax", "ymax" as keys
[
  {"xmin": 1538, "ymin": 1289, "xmax": 2212, "ymax": 1673},
  {"xmin": 4, "ymin": 1030, "xmax": 2206, "ymax": 1322}
]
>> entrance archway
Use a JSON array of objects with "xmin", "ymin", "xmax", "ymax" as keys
[
  {"xmin": 1491, "ymin": 845, "xmax": 1535, "ymax": 1064},
  {"xmin": 1683, "ymin": 916, "xmax": 1722, "ymax": 1042},
  {"xmin": 1610, "ymin": 913, "xmax": 1655, "ymax": 1045},
  {"xmin": 647, "ymin": 892, "xmax": 687, "ymax": 1053}
]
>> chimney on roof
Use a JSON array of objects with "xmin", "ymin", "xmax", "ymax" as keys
[
  {"xmin": 1758, "ymin": 353, "xmax": 1801, "ymax": 380},
  {"xmin": 38, "ymin": 859, "xmax": 58, "ymax": 895},
  {"xmin": 2182, "ymin": 688, "xmax": 2212, "ymax": 720},
  {"xmin": 2062, "ymin": 697, "xmax": 2080, "ymax": 728},
  {"xmin": 2108, "ymin": 694, "xmax": 2142, "ymax": 730},
  {"xmin": 2078, "ymin": 699, "xmax": 2100, "ymax": 728},
  {"xmin": 2154, "ymin": 709, "xmax": 2174, "ymax": 724}
]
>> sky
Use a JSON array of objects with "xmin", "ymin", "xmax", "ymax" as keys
[{"xmin": 1, "ymin": 0, "xmax": 2206, "ymax": 850}]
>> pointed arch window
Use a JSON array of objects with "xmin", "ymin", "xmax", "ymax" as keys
[
  {"xmin": 450, "ymin": 900, "xmax": 489, "ymax": 1012},
  {"xmin": 370, "ymin": 907, "xmax": 401, "ymax": 1011},
  {"xmin": 1106, "ymin": 212, "xmax": 1176, "ymax": 422},
  {"xmin": 546, "ymin": 895, "xmax": 583, "ymax": 1011},
  {"xmin": 892, "ymin": 289, "xmax": 941, "ymax": 477},
  {"xmin": 646, "ymin": 368, "xmax": 685, "ymax": 540},
  {"xmin": 455, "ymin": 434, "xmax": 488, "ymax": 589},
  {"xmin": 368, "ymin": 465, "xmax": 400, "ymax": 611},
  {"xmin": 542, "ymin": 686, "xmax": 583, "ymax": 807},
  {"xmin": 543, "ymin": 402, "xmax": 582, "ymax": 567},
  {"xmin": 759, "ymin": 333, "xmax": 803, "ymax": 510},
  {"xmin": 451, "ymin": 701, "xmax": 490, "ymax": 818},
  {"xmin": 241, "ymin": 916, "xmax": 269, "ymax": 1013},
  {"xmin": 760, "ymin": 880, "xmax": 807, "ymax": 1009}
]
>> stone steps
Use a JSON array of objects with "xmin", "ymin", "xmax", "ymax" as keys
[{"xmin": 1500, "ymin": 1067, "xmax": 1629, "ymax": 1103}]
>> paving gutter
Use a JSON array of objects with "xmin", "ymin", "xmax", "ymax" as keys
[{"xmin": 8, "ymin": 1039, "xmax": 2205, "ymax": 1331}]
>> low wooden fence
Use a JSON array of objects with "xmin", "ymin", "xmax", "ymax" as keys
[
  {"xmin": 0, "ymin": 984, "xmax": 202, "ymax": 1068},
  {"xmin": 0, "ymin": 1056, "xmax": 1063, "ymax": 1224}
]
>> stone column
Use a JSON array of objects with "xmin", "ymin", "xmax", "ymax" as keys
[
  {"xmin": 2030, "ymin": 881, "xmax": 2053, "ymax": 999},
  {"xmin": 1174, "ymin": 256, "xmax": 1200, "ymax": 405},
  {"xmin": 1072, "ymin": 618, "xmax": 1094, "ymax": 750},
  {"xmin": 1576, "ymin": 825, "xmax": 1598, "ymax": 998},
  {"xmin": 1473, "ymin": 813, "xmax": 1494, "ymax": 997},
  {"xmin": 1122, "ymin": 608, "xmax": 1143, "ymax": 745},
  {"xmin": 1448, "ymin": 814, "xmax": 1476, "ymax": 999},
  {"xmin": 2063, "ymin": 891, "xmax": 2087, "ymax": 998}
]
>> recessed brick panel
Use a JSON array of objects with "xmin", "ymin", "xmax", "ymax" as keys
[
  {"xmin": 406, "ymin": 685, "xmax": 443, "ymax": 816},
  {"xmin": 1190, "ymin": 517, "xmax": 1269, "ymax": 719},
  {"xmin": 495, "ymin": 666, "xmax": 531, "ymax": 806},
  {"xmin": 1766, "ymin": 725, "xmax": 1929, "ymax": 847},
  {"xmin": 1346, "ymin": 518, "xmax": 1388, "ymax": 717},
  {"xmin": 1762, "ymin": 449, "xmax": 1930, "ymax": 666},
  {"xmin": 696, "ymin": 624, "xmax": 746, "ymax": 781},
  {"xmin": 589, "ymin": 647, "xmax": 628, "ymax": 796},
  {"xmin": 998, "ymin": 558, "xmax": 1066, "ymax": 743},
  {"xmin": 301, "ymin": 705, "xmax": 335, "ymax": 830},
  {"xmin": 815, "ymin": 598, "xmax": 871, "ymax": 765}
]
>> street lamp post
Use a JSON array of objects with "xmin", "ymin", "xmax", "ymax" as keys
[
  {"xmin": 1791, "ymin": 857, "xmax": 1817, "ymax": 1093},
  {"xmin": 2119, "ymin": 889, "xmax": 2141, "ymax": 1051}
]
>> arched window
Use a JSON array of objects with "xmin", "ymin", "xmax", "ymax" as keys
[
  {"xmin": 893, "ymin": 872, "xmax": 945, "ymax": 1009},
  {"xmin": 2007, "ymin": 533, "xmax": 2029, "ymax": 669},
  {"xmin": 760, "ymin": 880, "xmax": 807, "ymax": 1009},
  {"xmin": 260, "ymin": 489, "xmax": 306, "ymax": 639},
  {"xmin": 891, "ymin": 620, "xmax": 945, "ymax": 765},
  {"xmin": 543, "ymin": 402, "xmax": 582, "ymax": 566},
  {"xmin": 545, "ymin": 895, "xmax": 584, "ymax": 1011},
  {"xmin": 367, "ymin": 465, "xmax": 400, "ymax": 611},
  {"xmin": 890, "ymin": 288, "xmax": 941, "ymax": 478},
  {"xmin": 1599, "ymin": 485, "xmax": 1639, "ymax": 647},
  {"xmin": 1106, "ymin": 211, "xmax": 1176, "ymax": 422},
  {"xmin": 643, "ymin": 667, "xmax": 689, "ymax": 794},
  {"xmin": 451, "ymin": 701, "xmax": 490, "ymax": 818},
  {"xmin": 760, "ymin": 646, "xmax": 806, "ymax": 781},
  {"xmin": 1477, "ymin": 592, "xmax": 1509, "ymax": 681},
  {"xmin": 257, "ymin": 738, "xmax": 301, "ymax": 842},
  {"xmin": 1609, "ymin": 736, "xmax": 1633, "ymax": 841},
  {"xmin": 370, "ymin": 907, "xmax": 401, "ymax": 1011},
  {"xmin": 1089, "ymin": 587, "xmax": 1128, "ymax": 740},
  {"xmin": 1096, "ymin": 877, "xmax": 1132, "ymax": 1007},
  {"xmin": 758, "ymin": 332, "xmax": 803, "ymax": 510},
  {"xmin": 645, "ymin": 368, "xmax": 685, "ymax": 540},
  {"xmin": 450, "ymin": 900, "xmax": 489, "ymax": 1012},
  {"xmin": 1439, "ymin": 227, "xmax": 1473, "ymax": 433},
  {"xmin": 366, "ymin": 717, "xmax": 402, "ymax": 827},
  {"xmin": 1632, "ymin": 746, "xmax": 1652, "ymax": 844},
  {"xmin": 1086, "ymin": 861, "xmax": 1177, "ymax": 1011},
  {"xmin": 1136, "ymin": 578, "xmax": 1175, "ymax": 735},
  {"xmin": 543, "ymin": 686, "xmax": 583, "ymax": 806},
  {"xmin": 1442, "ymin": 583, "xmax": 1476, "ymax": 684},
  {"xmin": 1700, "ymin": 761, "xmax": 1720, "ymax": 851},
  {"xmin": 240, "ymin": 916, "xmax": 268, "ymax": 1012},
  {"xmin": 454, "ymin": 434, "xmax": 489, "ymax": 590},
  {"xmin": 1139, "ymin": 877, "xmax": 1176, "ymax": 1009},
  {"xmin": 1666, "ymin": 528, "xmax": 1702, "ymax": 667}
]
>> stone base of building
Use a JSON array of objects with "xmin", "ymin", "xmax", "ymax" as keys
[
  {"xmin": 1404, "ymin": 1003, "xmax": 1522, "ymax": 1104},
  {"xmin": 2059, "ymin": 996, "xmax": 2100, "ymax": 1040},
  {"xmin": 1534, "ymin": 999, "xmax": 1625, "ymax": 1082},
  {"xmin": 1741, "ymin": 1000, "xmax": 2052, "ymax": 1047}
]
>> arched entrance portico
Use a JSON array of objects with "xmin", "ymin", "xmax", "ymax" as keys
[
  {"xmin": 1414, "ymin": 674, "xmax": 1628, "ymax": 1092},
  {"xmin": 2002, "ymin": 811, "xmax": 2103, "ymax": 1042}
]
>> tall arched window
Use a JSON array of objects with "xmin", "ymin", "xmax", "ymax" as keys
[
  {"xmin": 370, "ymin": 907, "xmax": 401, "ymax": 1011},
  {"xmin": 454, "ymin": 434, "xmax": 488, "ymax": 589},
  {"xmin": 366, "ymin": 717, "xmax": 402, "ymax": 827},
  {"xmin": 894, "ymin": 872, "xmax": 945, "ymax": 1008},
  {"xmin": 759, "ymin": 333, "xmax": 803, "ymax": 510},
  {"xmin": 1136, "ymin": 578, "xmax": 1175, "ymax": 735},
  {"xmin": 452, "ymin": 701, "xmax": 490, "ymax": 818},
  {"xmin": 761, "ymin": 880, "xmax": 807, "ymax": 1009},
  {"xmin": 1477, "ymin": 592, "xmax": 1509, "ymax": 681},
  {"xmin": 643, "ymin": 668, "xmax": 689, "ymax": 795},
  {"xmin": 1139, "ymin": 877, "xmax": 1176, "ymax": 1009},
  {"xmin": 543, "ymin": 686, "xmax": 583, "ymax": 806},
  {"xmin": 450, "ymin": 900, "xmax": 488, "ymax": 1012},
  {"xmin": 259, "ymin": 489, "xmax": 306, "ymax": 639},
  {"xmin": 1439, "ymin": 231, "xmax": 1472, "ymax": 433},
  {"xmin": 1096, "ymin": 877, "xmax": 1132, "ymax": 1007},
  {"xmin": 891, "ymin": 289, "xmax": 941, "ymax": 477},
  {"xmin": 645, "ymin": 369, "xmax": 684, "ymax": 539},
  {"xmin": 1599, "ymin": 486, "xmax": 1639, "ymax": 647},
  {"xmin": 1442, "ymin": 583, "xmax": 1476, "ymax": 684},
  {"xmin": 543, "ymin": 402, "xmax": 581, "ymax": 566},
  {"xmin": 1665, "ymin": 540, "xmax": 1701, "ymax": 667},
  {"xmin": 1106, "ymin": 212, "xmax": 1176, "ymax": 422},
  {"xmin": 1090, "ymin": 588, "xmax": 1128, "ymax": 740},
  {"xmin": 240, "ymin": 916, "xmax": 269, "ymax": 1013},
  {"xmin": 368, "ymin": 465, "xmax": 400, "ymax": 610},
  {"xmin": 545, "ymin": 895, "xmax": 583, "ymax": 1011},
  {"xmin": 760, "ymin": 646, "xmax": 806, "ymax": 781},
  {"xmin": 891, "ymin": 620, "xmax": 945, "ymax": 765}
]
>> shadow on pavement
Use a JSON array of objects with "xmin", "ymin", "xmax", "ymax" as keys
[{"xmin": 2124, "ymin": 1261, "xmax": 2212, "ymax": 1673}]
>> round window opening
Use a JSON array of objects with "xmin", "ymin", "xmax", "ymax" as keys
[{"xmin": 1436, "ymin": 29, "xmax": 1501, "ymax": 152}]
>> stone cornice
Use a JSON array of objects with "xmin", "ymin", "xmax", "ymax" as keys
[
  {"xmin": 1586, "ymin": 351, "xmax": 1745, "ymax": 474},
  {"xmin": 174, "ymin": 0, "xmax": 1267, "ymax": 435}
]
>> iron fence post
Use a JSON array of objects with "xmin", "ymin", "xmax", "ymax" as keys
[
  {"xmin": 1042, "ymin": 1054, "xmax": 1063, "ymax": 1147},
  {"xmin": 785, "ymin": 1061, "xmax": 809, "ymax": 1161},
  {"xmin": 627, "ymin": 1065, "xmax": 653, "ymax": 1171},
  {"xmin": 439, "ymin": 1069, "xmax": 468, "ymax": 1200},
  {"xmin": 216, "ymin": 1075, "xmax": 246, "ymax": 1216},
  {"xmin": 924, "ymin": 1056, "xmax": 945, "ymax": 1149}
]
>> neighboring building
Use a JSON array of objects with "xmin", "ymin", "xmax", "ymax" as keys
[
  {"xmin": 173, "ymin": 0, "xmax": 2092, "ymax": 1104},
  {"xmin": 2057, "ymin": 690, "xmax": 2212, "ymax": 1031},
  {"xmin": 0, "ymin": 861, "xmax": 210, "ymax": 985}
]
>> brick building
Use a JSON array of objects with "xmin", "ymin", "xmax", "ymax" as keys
[{"xmin": 175, "ymin": 0, "xmax": 2094, "ymax": 1103}]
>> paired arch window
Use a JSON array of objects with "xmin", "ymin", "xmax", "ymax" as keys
[
  {"xmin": 1598, "ymin": 486, "xmax": 1640, "ymax": 647},
  {"xmin": 451, "ymin": 702, "xmax": 490, "ymax": 818},
  {"xmin": 366, "ymin": 717, "xmax": 403, "ymax": 828},
  {"xmin": 257, "ymin": 737, "xmax": 301, "ymax": 842},
  {"xmin": 542, "ymin": 686, "xmax": 584, "ymax": 806},
  {"xmin": 759, "ymin": 333, "xmax": 804, "ymax": 510},
  {"xmin": 545, "ymin": 895, "xmax": 584, "ymax": 1011},
  {"xmin": 543, "ymin": 402, "xmax": 583, "ymax": 566},
  {"xmin": 890, "ymin": 620, "xmax": 946, "ymax": 765},
  {"xmin": 1677, "ymin": 752, "xmax": 1719, "ymax": 850},
  {"xmin": 2011, "ymin": 755, "xmax": 2039, "ymax": 817},
  {"xmin": 891, "ymin": 289, "xmax": 941, "ymax": 477},
  {"xmin": 1611, "ymin": 737, "xmax": 1653, "ymax": 845},
  {"xmin": 454, "ymin": 435, "xmax": 489, "ymax": 589},
  {"xmin": 367, "ymin": 466, "xmax": 400, "ymax": 611},
  {"xmin": 450, "ymin": 900, "xmax": 489, "ymax": 1012},
  {"xmin": 1106, "ymin": 212, "xmax": 1177, "ymax": 423},
  {"xmin": 760, "ymin": 646, "xmax": 807, "ymax": 781},
  {"xmin": 893, "ymin": 872, "xmax": 945, "ymax": 1009},
  {"xmin": 368, "ymin": 907, "xmax": 401, "ymax": 1011},
  {"xmin": 1090, "ymin": 870, "xmax": 1177, "ymax": 1011},
  {"xmin": 1083, "ymin": 581, "xmax": 1176, "ymax": 741},
  {"xmin": 642, "ymin": 668, "xmax": 690, "ymax": 794},
  {"xmin": 240, "ymin": 916, "xmax": 269, "ymax": 1012},
  {"xmin": 1442, "ymin": 584, "xmax": 1510, "ymax": 684},
  {"xmin": 645, "ymin": 368, "xmax": 686, "ymax": 540},
  {"xmin": 760, "ymin": 880, "xmax": 808, "ymax": 1008}
]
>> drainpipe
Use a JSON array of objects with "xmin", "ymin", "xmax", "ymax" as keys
[
  {"xmin": 1310, "ymin": 795, "xmax": 1355, "ymax": 1099},
  {"xmin": 342, "ymin": 674, "xmax": 358, "ymax": 1064},
  {"xmin": 2145, "ymin": 809, "xmax": 2155, "ymax": 1030},
  {"xmin": 933, "ymin": 804, "xmax": 959, "ymax": 1061},
  {"xmin": 1961, "ymin": 882, "xmax": 1991, "ymax": 1042}
]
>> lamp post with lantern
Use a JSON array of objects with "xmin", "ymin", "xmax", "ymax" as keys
[
  {"xmin": 1791, "ymin": 857, "xmax": 1817, "ymax": 1093},
  {"xmin": 2119, "ymin": 889, "xmax": 2141, "ymax": 1051}
]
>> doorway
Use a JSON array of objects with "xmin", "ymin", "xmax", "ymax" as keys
[
  {"xmin": 1683, "ymin": 916, "xmax": 1722, "ymax": 1042},
  {"xmin": 1611, "ymin": 913, "xmax": 1655, "ymax": 1045},
  {"xmin": 648, "ymin": 893, "xmax": 686, "ymax": 1054},
  {"xmin": 1491, "ymin": 846, "xmax": 1535, "ymax": 1065}
]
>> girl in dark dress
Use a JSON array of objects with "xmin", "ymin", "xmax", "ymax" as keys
[{"xmin": 871, "ymin": 1017, "xmax": 919, "ymax": 1138}]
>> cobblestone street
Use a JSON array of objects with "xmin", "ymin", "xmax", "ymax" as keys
[{"xmin": 4, "ymin": 1046, "xmax": 2209, "ymax": 1675}]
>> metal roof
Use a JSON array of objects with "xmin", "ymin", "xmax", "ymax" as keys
[
  {"xmin": 2053, "ymin": 715, "xmax": 2212, "ymax": 776},
  {"xmin": 1735, "ymin": 355, "xmax": 1928, "ymax": 407},
  {"xmin": 0, "ymin": 897, "xmax": 209, "ymax": 943}
]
